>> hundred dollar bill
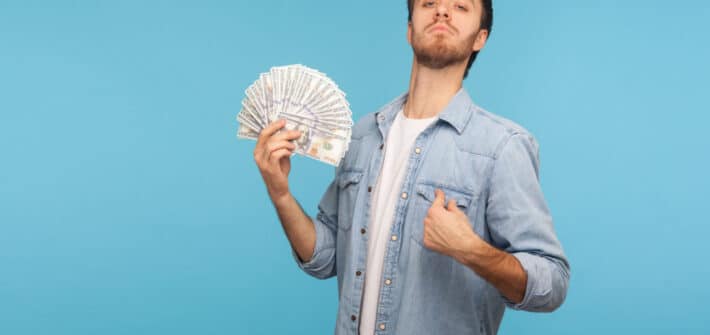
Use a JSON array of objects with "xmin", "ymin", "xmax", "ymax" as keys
[
  {"xmin": 237, "ymin": 123, "xmax": 259, "ymax": 140},
  {"xmin": 282, "ymin": 118, "xmax": 349, "ymax": 166}
]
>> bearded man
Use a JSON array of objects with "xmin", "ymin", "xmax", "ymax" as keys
[{"xmin": 252, "ymin": 1, "xmax": 570, "ymax": 334}]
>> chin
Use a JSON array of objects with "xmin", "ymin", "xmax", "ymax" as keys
[{"xmin": 425, "ymin": 43, "xmax": 456, "ymax": 58}]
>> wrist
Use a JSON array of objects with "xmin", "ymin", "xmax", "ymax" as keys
[
  {"xmin": 455, "ymin": 233, "xmax": 487, "ymax": 267},
  {"xmin": 270, "ymin": 190, "xmax": 293, "ymax": 207}
]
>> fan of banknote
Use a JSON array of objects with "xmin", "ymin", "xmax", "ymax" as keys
[{"xmin": 237, "ymin": 64, "xmax": 353, "ymax": 166}]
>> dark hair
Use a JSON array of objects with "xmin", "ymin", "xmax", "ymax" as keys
[{"xmin": 406, "ymin": 0, "xmax": 493, "ymax": 79}]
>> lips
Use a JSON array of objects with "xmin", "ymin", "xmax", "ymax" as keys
[{"xmin": 429, "ymin": 24, "xmax": 452, "ymax": 34}]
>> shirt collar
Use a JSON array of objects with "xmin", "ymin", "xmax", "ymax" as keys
[{"xmin": 376, "ymin": 87, "xmax": 475, "ymax": 135}]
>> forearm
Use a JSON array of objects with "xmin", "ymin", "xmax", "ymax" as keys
[
  {"xmin": 454, "ymin": 238, "xmax": 528, "ymax": 304},
  {"xmin": 271, "ymin": 192, "xmax": 316, "ymax": 263}
]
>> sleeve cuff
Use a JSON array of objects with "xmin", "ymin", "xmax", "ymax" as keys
[
  {"xmin": 290, "ymin": 211, "xmax": 337, "ymax": 278},
  {"xmin": 502, "ymin": 252, "xmax": 552, "ymax": 310}
]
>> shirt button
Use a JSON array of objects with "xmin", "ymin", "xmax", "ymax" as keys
[
  {"xmin": 391, "ymin": 235, "xmax": 398, "ymax": 241},
  {"xmin": 351, "ymin": 315, "xmax": 357, "ymax": 321},
  {"xmin": 361, "ymin": 228, "xmax": 366, "ymax": 234},
  {"xmin": 415, "ymin": 147, "xmax": 422, "ymax": 154},
  {"xmin": 385, "ymin": 279, "xmax": 392, "ymax": 285},
  {"xmin": 401, "ymin": 192, "xmax": 408, "ymax": 199},
  {"xmin": 379, "ymin": 143, "xmax": 384, "ymax": 150},
  {"xmin": 368, "ymin": 186, "xmax": 372, "ymax": 192},
  {"xmin": 356, "ymin": 270, "xmax": 362, "ymax": 276},
  {"xmin": 379, "ymin": 323, "xmax": 386, "ymax": 330}
]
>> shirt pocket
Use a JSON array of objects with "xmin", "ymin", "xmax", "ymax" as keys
[
  {"xmin": 336, "ymin": 170, "xmax": 364, "ymax": 231},
  {"xmin": 408, "ymin": 182, "xmax": 474, "ymax": 246}
]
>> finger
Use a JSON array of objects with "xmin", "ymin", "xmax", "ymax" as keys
[
  {"xmin": 256, "ymin": 119, "xmax": 286, "ymax": 148},
  {"xmin": 271, "ymin": 129, "xmax": 302, "ymax": 143},
  {"xmin": 269, "ymin": 148, "xmax": 294, "ymax": 167},
  {"xmin": 265, "ymin": 140, "xmax": 297, "ymax": 155},
  {"xmin": 432, "ymin": 189, "xmax": 446, "ymax": 208},
  {"xmin": 447, "ymin": 199, "xmax": 458, "ymax": 212}
]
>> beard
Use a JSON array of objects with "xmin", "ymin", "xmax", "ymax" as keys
[{"xmin": 411, "ymin": 30, "xmax": 475, "ymax": 70}]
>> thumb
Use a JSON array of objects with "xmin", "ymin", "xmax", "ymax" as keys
[
  {"xmin": 447, "ymin": 199, "xmax": 458, "ymax": 212},
  {"xmin": 432, "ymin": 189, "xmax": 446, "ymax": 208}
]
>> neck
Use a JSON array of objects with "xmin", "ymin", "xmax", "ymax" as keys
[{"xmin": 403, "ymin": 57, "xmax": 466, "ymax": 119}]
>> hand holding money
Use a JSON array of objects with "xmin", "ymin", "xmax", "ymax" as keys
[
  {"xmin": 253, "ymin": 119, "xmax": 302, "ymax": 200},
  {"xmin": 237, "ymin": 64, "xmax": 353, "ymax": 166}
]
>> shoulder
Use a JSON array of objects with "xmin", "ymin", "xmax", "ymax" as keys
[
  {"xmin": 351, "ymin": 112, "xmax": 378, "ymax": 140},
  {"xmin": 336, "ymin": 100, "xmax": 387, "ymax": 173},
  {"xmin": 458, "ymin": 104, "xmax": 539, "ymax": 159},
  {"xmin": 351, "ymin": 93, "xmax": 405, "ymax": 139}
]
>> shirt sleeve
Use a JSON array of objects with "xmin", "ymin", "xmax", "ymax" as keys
[
  {"xmin": 485, "ymin": 133, "xmax": 571, "ymax": 312},
  {"xmin": 290, "ymin": 169, "xmax": 339, "ymax": 280}
]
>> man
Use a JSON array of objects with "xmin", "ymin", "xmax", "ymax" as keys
[{"xmin": 252, "ymin": 0, "xmax": 570, "ymax": 333}]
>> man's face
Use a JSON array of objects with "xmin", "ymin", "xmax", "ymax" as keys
[{"xmin": 408, "ymin": 0, "xmax": 488, "ymax": 70}]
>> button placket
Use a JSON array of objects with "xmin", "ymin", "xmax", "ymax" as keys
[{"xmin": 369, "ymin": 109, "xmax": 434, "ymax": 335}]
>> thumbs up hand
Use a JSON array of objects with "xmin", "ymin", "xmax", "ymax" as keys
[{"xmin": 423, "ymin": 189, "xmax": 483, "ymax": 263}]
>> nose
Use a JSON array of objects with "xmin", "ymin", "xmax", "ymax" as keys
[{"xmin": 435, "ymin": 3, "xmax": 449, "ymax": 19}]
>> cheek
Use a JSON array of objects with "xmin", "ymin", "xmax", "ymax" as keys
[{"xmin": 453, "ymin": 14, "xmax": 481, "ymax": 35}]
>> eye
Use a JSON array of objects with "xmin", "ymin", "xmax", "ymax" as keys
[
  {"xmin": 455, "ymin": 4, "xmax": 468, "ymax": 11},
  {"xmin": 423, "ymin": 1, "xmax": 436, "ymax": 7}
]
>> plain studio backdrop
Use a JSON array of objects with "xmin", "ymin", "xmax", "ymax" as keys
[{"xmin": 1, "ymin": 1, "xmax": 708, "ymax": 334}]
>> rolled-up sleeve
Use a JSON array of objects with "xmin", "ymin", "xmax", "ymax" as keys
[
  {"xmin": 291, "ymin": 171, "xmax": 339, "ymax": 280},
  {"xmin": 486, "ymin": 132, "xmax": 571, "ymax": 312}
]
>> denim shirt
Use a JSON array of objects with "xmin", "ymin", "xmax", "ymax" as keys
[{"xmin": 291, "ymin": 88, "xmax": 570, "ymax": 335}]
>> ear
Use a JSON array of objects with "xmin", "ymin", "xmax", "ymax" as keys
[
  {"xmin": 472, "ymin": 29, "xmax": 489, "ymax": 52},
  {"xmin": 407, "ymin": 21, "xmax": 413, "ymax": 45}
]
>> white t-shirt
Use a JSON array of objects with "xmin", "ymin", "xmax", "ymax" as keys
[{"xmin": 359, "ymin": 109, "xmax": 438, "ymax": 335}]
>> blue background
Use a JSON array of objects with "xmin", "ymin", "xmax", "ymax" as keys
[{"xmin": 1, "ymin": 0, "xmax": 708, "ymax": 333}]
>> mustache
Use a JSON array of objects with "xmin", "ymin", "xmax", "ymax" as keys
[{"xmin": 425, "ymin": 20, "xmax": 458, "ymax": 34}]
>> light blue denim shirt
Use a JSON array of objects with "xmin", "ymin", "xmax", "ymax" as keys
[{"xmin": 291, "ymin": 88, "xmax": 570, "ymax": 335}]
